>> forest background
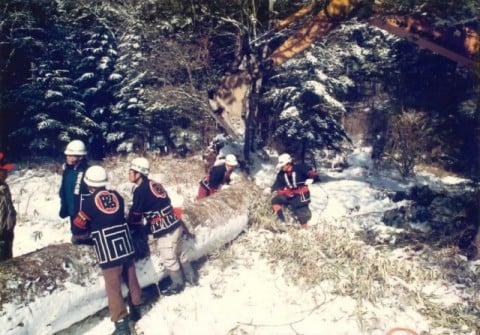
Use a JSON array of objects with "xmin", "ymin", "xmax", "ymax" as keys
[{"xmin": 0, "ymin": 0, "xmax": 478, "ymax": 179}]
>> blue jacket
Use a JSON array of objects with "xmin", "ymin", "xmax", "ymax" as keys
[{"xmin": 59, "ymin": 160, "xmax": 89, "ymax": 222}]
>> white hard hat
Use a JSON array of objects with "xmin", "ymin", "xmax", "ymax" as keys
[
  {"xmin": 84, "ymin": 165, "xmax": 108, "ymax": 187},
  {"xmin": 225, "ymin": 154, "xmax": 238, "ymax": 166},
  {"xmin": 64, "ymin": 140, "xmax": 87, "ymax": 155},
  {"xmin": 130, "ymin": 157, "xmax": 150, "ymax": 175},
  {"xmin": 276, "ymin": 153, "xmax": 292, "ymax": 169}
]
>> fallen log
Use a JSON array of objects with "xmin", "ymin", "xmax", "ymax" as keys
[{"xmin": 0, "ymin": 177, "xmax": 258, "ymax": 335}]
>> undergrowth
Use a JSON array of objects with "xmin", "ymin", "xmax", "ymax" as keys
[{"xmin": 246, "ymin": 194, "xmax": 480, "ymax": 334}]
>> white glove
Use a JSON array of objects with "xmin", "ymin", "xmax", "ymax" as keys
[
  {"xmin": 305, "ymin": 178, "xmax": 313, "ymax": 185},
  {"xmin": 263, "ymin": 187, "xmax": 271, "ymax": 194}
]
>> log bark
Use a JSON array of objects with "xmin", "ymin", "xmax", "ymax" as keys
[{"xmin": 0, "ymin": 177, "xmax": 257, "ymax": 335}]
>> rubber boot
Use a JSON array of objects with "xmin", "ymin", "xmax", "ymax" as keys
[
  {"xmin": 276, "ymin": 220, "xmax": 287, "ymax": 232},
  {"xmin": 275, "ymin": 208, "xmax": 286, "ymax": 222},
  {"xmin": 160, "ymin": 270, "xmax": 184, "ymax": 295},
  {"xmin": 275, "ymin": 218, "xmax": 287, "ymax": 232},
  {"xmin": 182, "ymin": 262, "xmax": 199, "ymax": 286},
  {"xmin": 129, "ymin": 304, "xmax": 142, "ymax": 322},
  {"xmin": 111, "ymin": 316, "xmax": 131, "ymax": 335},
  {"xmin": 273, "ymin": 208, "xmax": 287, "ymax": 232}
]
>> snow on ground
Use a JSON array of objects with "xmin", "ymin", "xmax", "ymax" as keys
[{"xmin": 4, "ymin": 146, "xmax": 479, "ymax": 335}]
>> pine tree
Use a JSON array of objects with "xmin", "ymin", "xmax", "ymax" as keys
[
  {"xmin": 260, "ymin": 44, "xmax": 355, "ymax": 158},
  {"xmin": 74, "ymin": 27, "xmax": 118, "ymax": 158},
  {"xmin": 107, "ymin": 31, "xmax": 147, "ymax": 153},
  {"xmin": 10, "ymin": 22, "xmax": 100, "ymax": 155}
]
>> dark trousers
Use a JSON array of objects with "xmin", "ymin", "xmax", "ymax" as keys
[
  {"xmin": 0, "ymin": 230, "xmax": 14, "ymax": 261},
  {"xmin": 271, "ymin": 194, "xmax": 312, "ymax": 225},
  {"xmin": 102, "ymin": 261, "xmax": 143, "ymax": 322}
]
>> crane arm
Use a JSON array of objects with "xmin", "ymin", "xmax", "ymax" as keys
[
  {"xmin": 269, "ymin": 8, "xmax": 336, "ymax": 65},
  {"xmin": 369, "ymin": 15, "xmax": 478, "ymax": 69},
  {"xmin": 269, "ymin": 0, "xmax": 478, "ymax": 70}
]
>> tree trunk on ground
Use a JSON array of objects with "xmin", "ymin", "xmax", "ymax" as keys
[{"xmin": 0, "ymin": 176, "xmax": 258, "ymax": 335}]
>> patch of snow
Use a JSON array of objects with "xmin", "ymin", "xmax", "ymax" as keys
[{"xmin": 3, "ymin": 145, "xmax": 478, "ymax": 335}]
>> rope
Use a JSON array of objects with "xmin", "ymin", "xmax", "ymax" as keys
[
  {"xmin": 311, "ymin": 182, "xmax": 329, "ymax": 215},
  {"xmin": 236, "ymin": 284, "xmax": 328, "ymax": 329},
  {"xmin": 385, "ymin": 327, "xmax": 418, "ymax": 335}
]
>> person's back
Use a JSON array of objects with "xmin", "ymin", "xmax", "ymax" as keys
[
  {"xmin": 80, "ymin": 188, "xmax": 131, "ymax": 249},
  {"xmin": 129, "ymin": 176, "xmax": 181, "ymax": 237},
  {"xmin": 127, "ymin": 157, "xmax": 198, "ymax": 295},
  {"xmin": 75, "ymin": 166, "xmax": 135, "ymax": 268},
  {"xmin": 74, "ymin": 165, "xmax": 142, "ymax": 334},
  {"xmin": 197, "ymin": 154, "xmax": 238, "ymax": 200}
]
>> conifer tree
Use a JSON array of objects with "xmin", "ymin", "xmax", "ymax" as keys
[
  {"xmin": 107, "ymin": 32, "xmax": 147, "ymax": 153},
  {"xmin": 74, "ymin": 27, "xmax": 118, "ymax": 157}
]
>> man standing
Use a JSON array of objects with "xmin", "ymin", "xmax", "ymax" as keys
[
  {"xmin": 58, "ymin": 140, "xmax": 91, "ymax": 244},
  {"xmin": 127, "ymin": 157, "xmax": 198, "ymax": 295},
  {"xmin": 73, "ymin": 165, "xmax": 143, "ymax": 335},
  {"xmin": 270, "ymin": 153, "xmax": 320, "ymax": 232},
  {"xmin": 197, "ymin": 154, "xmax": 238, "ymax": 200},
  {"xmin": 0, "ymin": 152, "xmax": 16, "ymax": 261}
]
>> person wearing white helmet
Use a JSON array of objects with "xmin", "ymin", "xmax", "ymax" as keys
[
  {"xmin": 197, "ymin": 153, "xmax": 238, "ymax": 200},
  {"xmin": 58, "ymin": 140, "xmax": 91, "ymax": 244},
  {"xmin": 127, "ymin": 157, "xmax": 198, "ymax": 295},
  {"xmin": 73, "ymin": 165, "xmax": 143, "ymax": 334},
  {"xmin": 270, "ymin": 153, "xmax": 320, "ymax": 232}
]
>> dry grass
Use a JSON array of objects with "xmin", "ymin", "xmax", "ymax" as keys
[
  {"xmin": 415, "ymin": 164, "xmax": 462, "ymax": 179},
  {"xmin": 247, "ymin": 191, "xmax": 285, "ymax": 232},
  {"xmin": 245, "ymin": 208, "xmax": 480, "ymax": 334},
  {"xmin": 103, "ymin": 153, "xmax": 205, "ymax": 185},
  {"xmin": 207, "ymin": 240, "xmax": 239, "ymax": 270}
]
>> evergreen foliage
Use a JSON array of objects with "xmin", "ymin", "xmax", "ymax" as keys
[
  {"xmin": 260, "ymin": 51, "xmax": 353, "ymax": 157},
  {"xmin": 0, "ymin": 0, "xmax": 477, "ymax": 177}
]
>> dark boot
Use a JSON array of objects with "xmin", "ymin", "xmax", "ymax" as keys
[
  {"xmin": 160, "ymin": 270, "xmax": 184, "ymax": 295},
  {"xmin": 129, "ymin": 304, "xmax": 142, "ymax": 322},
  {"xmin": 275, "ymin": 218, "xmax": 287, "ymax": 232},
  {"xmin": 181, "ymin": 262, "xmax": 199, "ymax": 286},
  {"xmin": 275, "ymin": 209, "xmax": 286, "ymax": 221},
  {"xmin": 111, "ymin": 316, "xmax": 131, "ymax": 335},
  {"xmin": 273, "ymin": 209, "xmax": 287, "ymax": 232}
]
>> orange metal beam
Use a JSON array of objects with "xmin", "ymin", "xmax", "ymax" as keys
[
  {"xmin": 369, "ymin": 16, "xmax": 479, "ymax": 69},
  {"xmin": 268, "ymin": 1, "xmax": 479, "ymax": 72},
  {"xmin": 274, "ymin": 2, "xmax": 316, "ymax": 31},
  {"xmin": 269, "ymin": 9, "xmax": 337, "ymax": 66}
]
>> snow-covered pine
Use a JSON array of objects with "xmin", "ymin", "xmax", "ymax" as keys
[
  {"xmin": 106, "ymin": 32, "xmax": 147, "ymax": 153},
  {"xmin": 261, "ymin": 20, "xmax": 396, "ymax": 155}
]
